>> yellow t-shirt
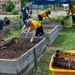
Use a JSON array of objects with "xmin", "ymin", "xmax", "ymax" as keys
[
  {"xmin": 39, "ymin": 12, "xmax": 48, "ymax": 17},
  {"xmin": 31, "ymin": 21, "xmax": 41, "ymax": 29},
  {"xmin": 69, "ymin": 5, "xmax": 75, "ymax": 14}
]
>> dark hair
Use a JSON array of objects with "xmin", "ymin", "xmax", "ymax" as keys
[
  {"xmin": 69, "ymin": 4, "xmax": 73, "ymax": 7},
  {"xmin": 5, "ymin": 20, "xmax": 10, "ymax": 25},
  {"xmin": 48, "ymin": 11, "xmax": 51, "ymax": 14},
  {"xmin": 4, "ymin": 17, "xmax": 10, "ymax": 25}
]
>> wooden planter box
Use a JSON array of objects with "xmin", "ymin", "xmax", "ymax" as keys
[
  {"xmin": 1, "ymin": 37, "xmax": 46, "ymax": 75},
  {"xmin": 20, "ymin": 25, "xmax": 59, "ymax": 45},
  {"xmin": 2, "ymin": 21, "xmax": 23, "ymax": 36},
  {"xmin": 42, "ymin": 23, "xmax": 63, "ymax": 31}
]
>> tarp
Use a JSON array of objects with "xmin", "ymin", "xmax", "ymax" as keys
[{"xmin": 32, "ymin": 0, "xmax": 71, "ymax": 5}]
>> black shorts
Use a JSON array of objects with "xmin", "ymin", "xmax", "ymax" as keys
[
  {"xmin": 38, "ymin": 14, "xmax": 43, "ymax": 21},
  {"xmin": 72, "ymin": 15, "xmax": 75, "ymax": 23},
  {"xmin": 35, "ymin": 26, "xmax": 44, "ymax": 36}
]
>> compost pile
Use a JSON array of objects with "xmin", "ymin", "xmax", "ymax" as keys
[
  {"xmin": 0, "ymin": 38, "xmax": 40, "ymax": 59},
  {"xmin": 52, "ymin": 50, "xmax": 75, "ymax": 70}
]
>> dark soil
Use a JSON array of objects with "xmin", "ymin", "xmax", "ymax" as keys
[{"xmin": 0, "ymin": 38, "xmax": 40, "ymax": 59}]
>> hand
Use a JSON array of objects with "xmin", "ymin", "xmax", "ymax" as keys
[
  {"xmin": 0, "ymin": 43, "xmax": 3, "ymax": 49},
  {"xmin": 30, "ymin": 38, "xmax": 33, "ymax": 43},
  {"xmin": 29, "ymin": 16, "xmax": 31, "ymax": 18}
]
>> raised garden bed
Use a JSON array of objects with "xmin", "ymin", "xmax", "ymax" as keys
[
  {"xmin": 2, "ymin": 21, "xmax": 23, "ymax": 36},
  {"xmin": 0, "ymin": 37, "xmax": 46, "ymax": 75},
  {"xmin": 42, "ymin": 23, "xmax": 63, "ymax": 31},
  {"xmin": 20, "ymin": 25, "xmax": 59, "ymax": 45}
]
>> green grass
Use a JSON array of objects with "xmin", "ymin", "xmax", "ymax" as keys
[
  {"xmin": 3, "ymin": 29, "xmax": 21, "ymax": 40},
  {"xmin": 29, "ymin": 19, "xmax": 75, "ymax": 75}
]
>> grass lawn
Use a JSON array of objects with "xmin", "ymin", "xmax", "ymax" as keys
[{"xmin": 28, "ymin": 18, "xmax": 75, "ymax": 75}]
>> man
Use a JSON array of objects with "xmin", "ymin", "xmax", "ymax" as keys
[
  {"xmin": 26, "ymin": 19, "xmax": 44, "ymax": 42},
  {"xmin": 68, "ymin": 4, "xmax": 75, "ymax": 28},
  {"xmin": 0, "ymin": 17, "xmax": 10, "ymax": 49},
  {"xmin": 20, "ymin": 3, "xmax": 31, "ymax": 31}
]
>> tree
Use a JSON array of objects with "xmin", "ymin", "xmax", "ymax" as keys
[
  {"xmin": 5, "ymin": 0, "xmax": 15, "ymax": 12},
  {"xmin": 21, "ymin": 0, "xmax": 31, "ymax": 8},
  {"xmin": 72, "ymin": 0, "xmax": 75, "ymax": 5}
]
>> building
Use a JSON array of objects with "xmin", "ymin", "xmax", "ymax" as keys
[{"xmin": 0, "ymin": 0, "xmax": 21, "ymax": 11}]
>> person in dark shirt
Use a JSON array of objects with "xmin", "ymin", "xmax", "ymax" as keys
[
  {"xmin": 0, "ymin": 17, "xmax": 10, "ymax": 49},
  {"xmin": 20, "ymin": 3, "xmax": 31, "ymax": 32}
]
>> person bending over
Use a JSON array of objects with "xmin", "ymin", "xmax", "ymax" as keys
[{"xmin": 26, "ymin": 19, "xmax": 44, "ymax": 42}]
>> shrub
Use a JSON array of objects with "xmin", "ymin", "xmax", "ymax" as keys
[
  {"xmin": 12, "ymin": 9, "xmax": 18, "ymax": 15},
  {"xmin": 5, "ymin": 0, "xmax": 15, "ymax": 12}
]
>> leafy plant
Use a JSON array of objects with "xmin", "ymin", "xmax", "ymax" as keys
[
  {"xmin": 5, "ymin": 0, "xmax": 15, "ymax": 12},
  {"xmin": 9, "ymin": 16, "xmax": 22, "ymax": 22},
  {"xmin": 12, "ymin": 9, "xmax": 18, "ymax": 15}
]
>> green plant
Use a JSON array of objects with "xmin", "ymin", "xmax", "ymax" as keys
[
  {"xmin": 12, "ymin": 9, "xmax": 18, "ymax": 15},
  {"xmin": 5, "ymin": 0, "xmax": 15, "ymax": 12},
  {"xmin": 4, "ymin": 29, "xmax": 21, "ymax": 40},
  {"xmin": 9, "ymin": 16, "xmax": 22, "ymax": 22}
]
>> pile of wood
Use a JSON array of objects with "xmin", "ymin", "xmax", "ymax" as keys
[{"xmin": 52, "ymin": 50, "xmax": 75, "ymax": 70}]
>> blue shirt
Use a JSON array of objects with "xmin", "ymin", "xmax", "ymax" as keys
[
  {"xmin": 23, "ymin": 6, "xmax": 29, "ymax": 20},
  {"xmin": 0, "ymin": 20, "xmax": 3, "ymax": 30}
]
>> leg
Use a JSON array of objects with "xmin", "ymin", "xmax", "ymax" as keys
[
  {"xmin": 22, "ymin": 19, "xmax": 28, "ymax": 32},
  {"xmin": 35, "ymin": 26, "xmax": 44, "ymax": 37}
]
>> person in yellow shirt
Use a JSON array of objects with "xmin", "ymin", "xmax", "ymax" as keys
[
  {"xmin": 26, "ymin": 19, "xmax": 44, "ymax": 42},
  {"xmin": 38, "ymin": 11, "xmax": 50, "ymax": 22},
  {"xmin": 68, "ymin": 4, "xmax": 75, "ymax": 27}
]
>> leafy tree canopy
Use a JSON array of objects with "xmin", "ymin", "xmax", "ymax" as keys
[{"xmin": 5, "ymin": 0, "xmax": 15, "ymax": 12}]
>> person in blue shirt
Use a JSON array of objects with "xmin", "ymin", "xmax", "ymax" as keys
[
  {"xmin": 0, "ymin": 17, "xmax": 10, "ymax": 49},
  {"xmin": 20, "ymin": 3, "xmax": 31, "ymax": 32}
]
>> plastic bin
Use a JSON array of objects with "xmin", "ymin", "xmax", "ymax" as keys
[{"xmin": 49, "ymin": 50, "xmax": 75, "ymax": 75}]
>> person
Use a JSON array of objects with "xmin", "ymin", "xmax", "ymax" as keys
[
  {"xmin": 20, "ymin": 3, "xmax": 31, "ymax": 32},
  {"xmin": 0, "ymin": 17, "xmax": 10, "ymax": 49},
  {"xmin": 26, "ymin": 19, "xmax": 44, "ymax": 42},
  {"xmin": 38, "ymin": 10, "xmax": 51, "ymax": 22},
  {"xmin": 68, "ymin": 4, "xmax": 75, "ymax": 28}
]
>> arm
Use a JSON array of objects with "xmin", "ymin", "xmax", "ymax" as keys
[
  {"xmin": 47, "ymin": 15, "xmax": 50, "ymax": 19},
  {"xmin": 47, "ymin": 14, "xmax": 50, "ymax": 22},
  {"xmin": 30, "ymin": 29, "xmax": 36, "ymax": 42},
  {"xmin": 26, "ymin": 10, "xmax": 30, "ymax": 17},
  {"xmin": 67, "ymin": 7, "xmax": 70, "ymax": 15},
  {"xmin": 20, "ymin": 11, "xmax": 22, "ymax": 18},
  {"xmin": 26, "ymin": 27, "xmax": 31, "ymax": 37}
]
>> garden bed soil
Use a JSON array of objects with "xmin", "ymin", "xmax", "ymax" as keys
[{"xmin": 0, "ymin": 38, "xmax": 41, "ymax": 59}]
